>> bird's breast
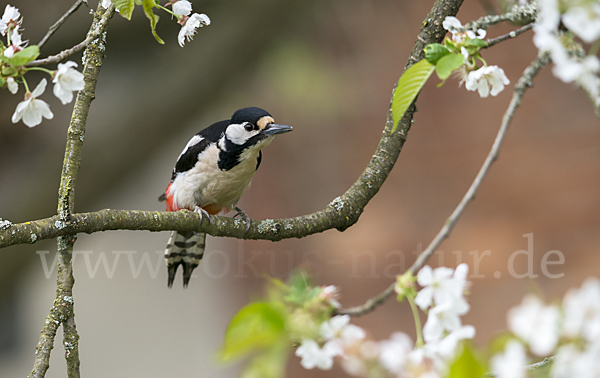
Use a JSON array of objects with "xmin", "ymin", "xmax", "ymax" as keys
[{"xmin": 169, "ymin": 143, "xmax": 262, "ymax": 212}]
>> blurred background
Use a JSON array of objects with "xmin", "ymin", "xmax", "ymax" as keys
[{"xmin": 0, "ymin": 0, "xmax": 599, "ymax": 377}]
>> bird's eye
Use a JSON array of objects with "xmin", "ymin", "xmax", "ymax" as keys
[{"xmin": 244, "ymin": 123, "xmax": 254, "ymax": 131}]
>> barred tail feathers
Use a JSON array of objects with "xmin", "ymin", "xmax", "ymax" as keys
[{"xmin": 165, "ymin": 230, "xmax": 206, "ymax": 287}]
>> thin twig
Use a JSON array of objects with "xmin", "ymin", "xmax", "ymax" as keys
[
  {"xmin": 485, "ymin": 356, "xmax": 555, "ymax": 376},
  {"xmin": 456, "ymin": 3, "xmax": 537, "ymax": 32},
  {"xmin": 38, "ymin": 0, "xmax": 88, "ymax": 49},
  {"xmin": 484, "ymin": 23, "xmax": 534, "ymax": 49},
  {"xmin": 28, "ymin": 5, "xmax": 114, "ymax": 378},
  {"xmin": 337, "ymin": 52, "xmax": 551, "ymax": 317},
  {"xmin": 526, "ymin": 356, "xmax": 556, "ymax": 371},
  {"xmin": 27, "ymin": 3, "xmax": 113, "ymax": 68},
  {"xmin": 410, "ymin": 52, "xmax": 550, "ymax": 274}
]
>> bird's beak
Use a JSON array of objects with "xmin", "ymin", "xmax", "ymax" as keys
[{"xmin": 262, "ymin": 123, "xmax": 293, "ymax": 136}]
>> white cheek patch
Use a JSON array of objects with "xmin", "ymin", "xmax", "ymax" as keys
[{"xmin": 225, "ymin": 123, "xmax": 260, "ymax": 145}]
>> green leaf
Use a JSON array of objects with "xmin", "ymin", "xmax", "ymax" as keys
[
  {"xmin": 435, "ymin": 53, "xmax": 464, "ymax": 81},
  {"xmin": 142, "ymin": 0, "xmax": 164, "ymax": 44},
  {"xmin": 220, "ymin": 302, "xmax": 286, "ymax": 361},
  {"xmin": 444, "ymin": 37, "xmax": 458, "ymax": 50},
  {"xmin": 112, "ymin": 0, "xmax": 135, "ymax": 20},
  {"xmin": 0, "ymin": 45, "xmax": 40, "ymax": 66},
  {"xmin": 241, "ymin": 341, "xmax": 290, "ymax": 378},
  {"xmin": 391, "ymin": 59, "xmax": 435, "ymax": 131},
  {"xmin": 2, "ymin": 66, "xmax": 18, "ymax": 77},
  {"xmin": 424, "ymin": 43, "xmax": 450, "ymax": 65},
  {"xmin": 447, "ymin": 342, "xmax": 487, "ymax": 378},
  {"xmin": 464, "ymin": 38, "xmax": 487, "ymax": 48}
]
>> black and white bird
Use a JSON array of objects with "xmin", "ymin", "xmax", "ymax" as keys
[{"xmin": 159, "ymin": 107, "xmax": 292, "ymax": 287}]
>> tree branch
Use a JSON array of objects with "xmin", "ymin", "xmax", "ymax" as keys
[
  {"xmin": 484, "ymin": 23, "xmax": 534, "ymax": 49},
  {"xmin": 464, "ymin": 3, "xmax": 537, "ymax": 30},
  {"xmin": 0, "ymin": 0, "xmax": 465, "ymax": 251},
  {"xmin": 37, "ymin": 0, "xmax": 88, "ymax": 50},
  {"xmin": 26, "ymin": 3, "xmax": 113, "ymax": 68},
  {"xmin": 28, "ymin": 5, "xmax": 114, "ymax": 378},
  {"xmin": 338, "ymin": 51, "xmax": 552, "ymax": 317}
]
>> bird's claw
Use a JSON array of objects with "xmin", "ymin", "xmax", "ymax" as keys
[
  {"xmin": 193, "ymin": 206, "xmax": 212, "ymax": 225},
  {"xmin": 233, "ymin": 206, "xmax": 251, "ymax": 234}
]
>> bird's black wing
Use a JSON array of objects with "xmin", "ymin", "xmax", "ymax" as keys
[{"xmin": 171, "ymin": 120, "xmax": 229, "ymax": 180}]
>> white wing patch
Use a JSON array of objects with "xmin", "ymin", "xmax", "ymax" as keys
[{"xmin": 177, "ymin": 135, "xmax": 204, "ymax": 160}]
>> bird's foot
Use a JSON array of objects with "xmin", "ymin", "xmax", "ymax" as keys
[
  {"xmin": 233, "ymin": 206, "xmax": 251, "ymax": 234},
  {"xmin": 193, "ymin": 206, "xmax": 212, "ymax": 225}
]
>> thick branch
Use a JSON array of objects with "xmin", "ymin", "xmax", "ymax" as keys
[
  {"xmin": 29, "ymin": 5, "xmax": 114, "ymax": 378},
  {"xmin": 338, "ymin": 52, "xmax": 551, "ymax": 317}
]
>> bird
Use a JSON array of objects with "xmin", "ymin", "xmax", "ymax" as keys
[{"xmin": 159, "ymin": 107, "xmax": 293, "ymax": 287}]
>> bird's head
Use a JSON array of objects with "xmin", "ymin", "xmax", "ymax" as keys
[{"xmin": 220, "ymin": 107, "xmax": 293, "ymax": 151}]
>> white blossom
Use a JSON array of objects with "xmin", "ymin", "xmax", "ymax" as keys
[
  {"xmin": 295, "ymin": 339, "xmax": 338, "ymax": 370},
  {"xmin": 52, "ymin": 61, "xmax": 85, "ymax": 104},
  {"xmin": 574, "ymin": 56, "xmax": 600, "ymax": 100},
  {"xmin": 4, "ymin": 28, "xmax": 24, "ymax": 58},
  {"xmin": 0, "ymin": 4, "xmax": 20, "ymax": 36},
  {"xmin": 379, "ymin": 332, "xmax": 413, "ymax": 374},
  {"xmin": 320, "ymin": 315, "xmax": 365, "ymax": 354},
  {"xmin": 465, "ymin": 65, "xmax": 510, "ymax": 97},
  {"xmin": 442, "ymin": 16, "xmax": 485, "ymax": 42},
  {"xmin": 415, "ymin": 264, "xmax": 469, "ymax": 313},
  {"xmin": 508, "ymin": 294, "xmax": 559, "ymax": 356},
  {"xmin": 442, "ymin": 16, "xmax": 462, "ymax": 33},
  {"xmin": 423, "ymin": 302, "xmax": 466, "ymax": 342},
  {"xmin": 11, "ymin": 79, "xmax": 54, "ymax": 127},
  {"xmin": 490, "ymin": 341, "xmax": 527, "ymax": 378},
  {"xmin": 562, "ymin": 278, "xmax": 600, "ymax": 343},
  {"xmin": 6, "ymin": 77, "xmax": 18, "ymax": 94},
  {"xmin": 415, "ymin": 266, "xmax": 453, "ymax": 310},
  {"xmin": 460, "ymin": 46, "xmax": 470, "ymax": 60},
  {"xmin": 551, "ymin": 343, "xmax": 600, "ymax": 378},
  {"xmin": 172, "ymin": 0, "xmax": 192, "ymax": 17},
  {"xmin": 178, "ymin": 13, "xmax": 210, "ymax": 47},
  {"xmin": 535, "ymin": 0, "xmax": 560, "ymax": 34},
  {"xmin": 340, "ymin": 340, "xmax": 380, "ymax": 377},
  {"xmin": 466, "ymin": 28, "xmax": 486, "ymax": 40},
  {"xmin": 533, "ymin": 30, "xmax": 568, "ymax": 66},
  {"xmin": 452, "ymin": 263, "xmax": 469, "ymax": 294},
  {"xmin": 562, "ymin": 3, "xmax": 600, "ymax": 44},
  {"xmin": 413, "ymin": 325, "xmax": 475, "ymax": 373},
  {"xmin": 431, "ymin": 325, "xmax": 475, "ymax": 359},
  {"xmin": 319, "ymin": 285, "xmax": 341, "ymax": 308},
  {"xmin": 100, "ymin": 0, "xmax": 112, "ymax": 9},
  {"xmin": 533, "ymin": 0, "xmax": 600, "ymax": 102}
]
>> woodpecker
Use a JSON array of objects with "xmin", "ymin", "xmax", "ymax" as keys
[{"xmin": 159, "ymin": 107, "xmax": 292, "ymax": 287}]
